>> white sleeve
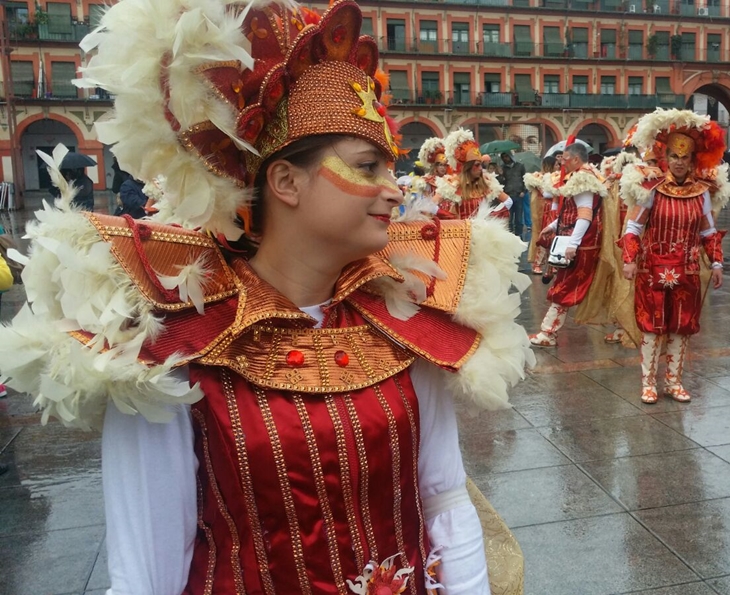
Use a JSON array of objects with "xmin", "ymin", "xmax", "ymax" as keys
[
  {"xmin": 624, "ymin": 189, "xmax": 655, "ymax": 237},
  {"xmin": 411, "ymin": 358, "xmax": 490, "ymax": 595},
  {"xmin": 567, "ymin": 218, "xmax": 591, "ymax": 248},
  {"xmin": 700, "ymin": 190, "xmax": 717, "ymax": 237},
  {"xmin": 103, "ymin": 367, "xmax": 198, "ymax": 595},
  {"xmin": 573, "ymin": 190, "xmax": 594, "ymax": 210}
]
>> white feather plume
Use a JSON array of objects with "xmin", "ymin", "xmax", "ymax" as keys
[
  {"xmin": 435, "ymin": 175, "xmax": 460, "ymax": 204},
  {"xmin": 445, "ymin": 213, "xmax": 535, "ymax": 413},
  {"xmin": 75, "ymin": 0, "xmax": 256, "ymax": 239},
  {"xmin": 35, "ymin": 144, "xmax": 79, "ymax": 211},
  {"xmin": 619, "ymin": 163, "xmax": 661, "ymax": 208},
  {"xmin": 157, "ymin": 254, "xmax": 213, "ymax": 315},
  {"xmin": 418, "ymin": 137, "xmax": 445, "ymax": 166},
  {"xmin": 444, "ymin": 128, "xmax": 475, "ymax": 170},
  {"xmin": 0, "ymin": 206, "xmax": 202, "ymax": 430},
  {"xmin": 560, "ymin": 168, "xmax": 609, "ymax": 199},
  {"xmin": 631, "ymin": 108, "xmax": 710, "ymax": 151}
]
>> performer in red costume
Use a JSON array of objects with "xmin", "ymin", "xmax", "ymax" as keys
[
  {"xmin": 0, "ymin": 1, "xmax": 533, "ymax": 593},
  {"xmin": 413, "ymin": 137, "xmax": 448, "ymax": 201},
  {"xmin": 620, "ymin": 108, "xmax": 729, "ymax": 404},
  {"xmin": 530, "ymin": 142, "xmax": 608, "ymax": 347},
  {"xmin": 436, "ymin": 129, "xmax": 512, "ymax": 220}
]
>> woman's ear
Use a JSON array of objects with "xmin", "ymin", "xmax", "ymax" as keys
[{"xmin": 265, "ymin": 160, "xmax": 309, "ymax": 208}]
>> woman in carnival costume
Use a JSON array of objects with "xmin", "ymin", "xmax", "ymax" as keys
[
  {"xmin": 435, "ymin": 129, "xmax": 512, "ymax": 220},
  {"xmin": 620, "ymin": 108, "xmax": 729, "ymax": 404},
  {"xmin": 0, "ymin": 0, "xmax": 533, "ymax": 593},
  {"xmin": 412, "ymin": 137, "xmax": 448, "ymax": 202}
]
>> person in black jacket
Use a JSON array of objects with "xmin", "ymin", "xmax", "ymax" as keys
[
  {"xmin": 500, "ymin": 152, "xmax": 527, "ymax": 237},
  {"xmin": 118, "ymin": 177, "xmax": 148, "ymax": 219},
  {"xmin": 67, "ymin": 168, "xmax": 95, "ymax": 211}
]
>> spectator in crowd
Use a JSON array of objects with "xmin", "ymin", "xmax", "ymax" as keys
[{"xmin": 500, "ymin": 152, "xmax": 527, "ymax": 237}]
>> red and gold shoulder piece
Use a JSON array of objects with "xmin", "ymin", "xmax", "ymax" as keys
[
  {"xmin": 378, "ymin": 220, "xmax": 471, "ymax": 314},
  {"xmin": 86, "ymin": 213, "xmax": 238, "ymax": 311},
  {"xmin": 656, "ymin": 177, "xmax": 710, "ymax": 199}
]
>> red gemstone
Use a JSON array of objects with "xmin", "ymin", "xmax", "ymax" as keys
[
  {"xmin": 334, "ymin": 350, "xmax": 349, "ymax": 367},
  {"xmin": 332, "ymin": 24, "xmax": 346, "ymax": 44},
  {"xmin": 286, "ymin": 350, "xmax": 305, "ymax": 367}
]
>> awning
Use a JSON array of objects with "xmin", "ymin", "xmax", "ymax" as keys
[
  {"xmin": 571, "ymin": 27, "xmax": 589, "ymax": 42},
  {"xmin": 601, "ymin": 29, "xmax": 616, "ymax": 43},
  {"xmin": 514, "ymin": 26, "xmax": 532, "ymax": 42},
  {"xmin": 628, "ymin": 30, "xmax": 643, "ymax": 43},
  {"xmin": 656, "ymin": 78, "xmax": 672, "ymax": 93},
  {"xmin": 544, "ymin": 27, "xmax": 562, "ymax": 43}
]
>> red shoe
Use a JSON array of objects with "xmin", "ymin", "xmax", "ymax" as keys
[
  {"xmin": 532, "ymin": 265, "xmax": 543, "ymax": 275},
  {"xmin": 0, "ymin": 384, "xmax": 7, "ymax": 398}
]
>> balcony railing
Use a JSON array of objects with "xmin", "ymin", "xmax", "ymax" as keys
[
  {"xmin": 8, "ymin": 20, "xmax": 90, "ymax": 42},
  {"xmin": 380, "ymin": 37, "xmax": 726, "ymax": 62},
  {"xmin": 388, "ymin": 89, "xmax": 685, "ymax": 109},
  {"xmin": 9, "ymin": 79, "xmax": 111, "ymax": 101}
]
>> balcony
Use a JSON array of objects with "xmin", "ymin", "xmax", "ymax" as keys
[
  {"xmin": 369, "ymin": 0, "xmax": 728, "ymax": 18},
  {"xmin": 381, "ymin": 37, "xmax": 726, "ymax": 63},
  {"xmin": 387, "ymin": 89, "xmax": 684, "ymax": 110},
  {"xmin": 8, "ymin": 20, "xmax": 90, "ymax": 43},
  {"xmin": 9, "ymin": 78, "xmax": 111, "ymax": 101}
]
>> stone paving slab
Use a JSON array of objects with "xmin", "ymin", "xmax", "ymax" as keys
[
  {"xmin": 633, "ymin": 498, "xmax": 730, "ymax": 580},
  {"xmin": 512, "ymin": 513, "xmax": 698, "ymax": 595}
]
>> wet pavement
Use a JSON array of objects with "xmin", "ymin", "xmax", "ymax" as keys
[{"xmin": 1, "ymin": 196, "xmax": 730, "ymax": 594}]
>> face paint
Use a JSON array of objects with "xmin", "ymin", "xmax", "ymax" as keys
[{"xmin": 318, "ymin": 155, "xmax": 398, "ymax": 199}]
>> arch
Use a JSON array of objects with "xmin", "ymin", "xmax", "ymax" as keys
[
  {"xmin": 397, "ymin": 117, "xmax": 442, "ymax": 137},
  {"xmin": 682, "ymin": 74, "xmax": 730, "ymax": 107},
  {"xmin": 573, "ymin": 120, "xmax": 619, "ymax": 154},
  {"xmin": 398, "ymin": 121, "xmax": 442, "ymax": 167},
  {"xmin": 18, "ymin": 113, "xmax": 105, "ymax": 190},
  {"xmin": 685, "ymin": 83, "xmax": 730, "ymax": 126}
]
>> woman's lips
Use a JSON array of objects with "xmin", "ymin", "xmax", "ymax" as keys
[{"xmin": 370, "ymin": 214, "xmax": 391, "ymax": 223}]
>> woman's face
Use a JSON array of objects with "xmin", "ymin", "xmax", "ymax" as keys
[
  {"xmin": 435, "ymin": 162, "xmax": 447, "ymax": 177},
  {"xmin": 299, "ymin": 138, "xmax": 403, "ymax": 260},
  {"xmin": 467, "ymin": 160, "xmax": 482, "ymax": 180}
]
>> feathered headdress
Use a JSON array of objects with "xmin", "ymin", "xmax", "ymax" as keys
[
  {"xmin": 631, "ymin": 108, "xmax": 726, "ymax": 176},
  {"xmin": 418, "ymin": 137, "xmax": 447, "ymax": 167},
  {"xmin": 444, "ymin": 128, "xmax": 481, "ymax": 172},
  {"xmin": 76, "ymin": 0, "xmax": 401, "ymax": 240}
]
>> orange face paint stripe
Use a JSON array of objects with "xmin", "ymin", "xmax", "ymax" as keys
[{"xmin": 318, "ymin": 156, "xmax": 398, "ymax": 199}]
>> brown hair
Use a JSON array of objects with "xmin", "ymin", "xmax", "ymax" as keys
[{"xmin": 458, "ymin": 161, "xmax": 491, "ymax": 198}]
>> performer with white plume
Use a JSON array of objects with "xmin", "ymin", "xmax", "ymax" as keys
[
  {"xmin": 0, "ymin": 0, "xmax": 532, "ymax": 593},
  {"xmin": 530, "ymin": 140, "xmax": 607, "ymax": 347},
  {"xmin": 413, "ymin": 137, "xmax": 448, "ymax": 201},
  {"xmin": 620, "ymin": 108, "xmax": 729, "ymax": 404},
  {"xmin": 524, "ymin": 155, "xmax": 558, "ymax": 275},
  {"xmin": 436, "ymin": 128, "xmax": 512, "ymax": 220}
]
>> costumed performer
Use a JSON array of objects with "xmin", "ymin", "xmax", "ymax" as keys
[
  {"xmin": 436, "ymin": 129, "xmax": 512, "ymax": 220},
  {"xmin": 525, "ymin": 155, "xmax": 557, "ymax": 275},
  {"xmin": 620, "ymin": 108, "xmax": 729, "ymax": 404},
  {"xmin": 0, "ymin": 1, "xmax": 534, "ymax": 594},
  {"xmin": 529, "ymin": 142, "xmax": 607, "ymax": 347}
]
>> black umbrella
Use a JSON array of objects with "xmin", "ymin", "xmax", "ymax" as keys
[
  {"xmin": 60, "ymin": 152, "xmax": 97, "ymax": 169},
  {"xmin": 601, "ymin": 147, "xmax": 624, "ymax": 157}
]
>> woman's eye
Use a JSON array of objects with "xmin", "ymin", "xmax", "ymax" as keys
[{"xmin": 358, "ymin": 161, "xmax": 378, "ymax": 174}]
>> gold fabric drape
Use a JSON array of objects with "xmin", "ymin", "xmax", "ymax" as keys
[
  {"xmin": 574, "ymin": 181, "xmax": 641, "ymax": 347},
  {"xmin": 467, "ymin": 477, "xmax": 525, "ymax": 595},
  {"xmin": 527, "ymin": 189, "xmax": 544, "ymax": 263}
]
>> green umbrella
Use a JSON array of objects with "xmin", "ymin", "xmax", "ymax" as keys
[
  {"xmin": 512, "ymin": 151, "xmax": 541, "ymax": 173},
  {"xmin": 480, "ymin": 140, "xmax": 521, "ymax": 155}
]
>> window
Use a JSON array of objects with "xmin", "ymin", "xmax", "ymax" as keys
[
  {"xmin": 51, "ymin": 61, "xmax": 78, "ymax": 97},
  {"xmin": 543, "ymin": 26, "xmax": 563, "ymax": 57},
  {"xmin": 452, "ymin": 23, "xmax": 469, "ymax": 54},
  {"xmin": 361, "ymin": 17, "xmax": 373, "ymax": 37},
  {"xmin": 600, "ymin": 75, "xmax": 616, "ymax": 95},
  {"xmin": 514, "ymin": 74, "xmax": 532, "ymax": 91},
  {"xmin": 680, "ymin": 32, "xmax": 695, "ymax": 60},
  {"xmin": 571, "ymin": 27, "xmax": 588, "ymax": 59},
  {"xmin": 483, "ymin": 25, "xmax": 506, "ymax": 56},
  {"xmin": 708, "ymin": 33, "xmax": 721, "ymax": 62},
  {"xmin": 10, "ymin": 61, "xmax": 34, "ymax": 97},
  {"xmin": 600, "ymin": 29, "xmax": 616, "ymax": 58},
  {"xmin": 6, "ymin": 2, "xmax": 30, "ymax": 36},
  {"xmin": 515, "ymin": 74, "xmax": 536, "ymax": 104},
  {"xmin": 420, "ymin": 71, "xmax": 440, "ymax": 102},
  {"xmin": 655, "ymin": 31, "xmax": 670, "ymax": 60},
  {"xmin": 389, "ymin": 70, "xmax": 409, "ymax": 102},
  {"xmin": 419, "ymin": 20, "xmax": 438, "ymax": 52},
  {"xmin": 484, "ymin": 73, "xmax": 501, "ymax": 93},
  {"xmin": 47, "ymin": 2, "xmax": 73, "ymax": 36},
  {"xmin": 386, "ymin": 19, "xmax": 406, "ymax": 51},
  {"xmin": 88, "ymin": 4, "xmax": 105, "ymax": 29},
  {"xmin": 628, "ymin": 30, "xmax": 643, "ymax": 60},
  {"xmin": 628, "ymin": 76, "xmax": 643, "ymax": 95},
  {"xmin": 655, "ymin": 77, "xmax": 672, "ymax": 94},
  {"xmin": 483, "ymin": 25, "xmax": 499, "ymax": 44},
  {"xmin": 513, "ymin": 25, "xmax": 532, "ymax": 57},
  {"xmin": 454, "ymin": 72, "xmax": 471, "ymax": 104},
  {"xmin": 543, "ymin": 74, "xmax": 560, "ymax": 94},
  {"xmin": 572, "ymin": 75, "xmax": 588, "ymax": 94}
]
